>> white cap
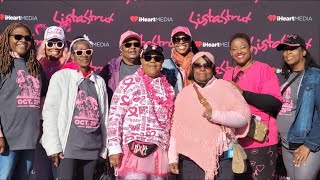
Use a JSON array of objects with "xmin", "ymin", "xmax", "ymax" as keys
[{"xmin": 44, "ymin": 26, "xmax": 65, "ymax": 41}]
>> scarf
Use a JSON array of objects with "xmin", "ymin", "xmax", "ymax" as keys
[
  {"xmin": 171, "ymin": 79, "xmax": 250, "ymax": 179},
  {"xmin": 172, "ymin": 49, "xmax": 194, "ymax": 87}
]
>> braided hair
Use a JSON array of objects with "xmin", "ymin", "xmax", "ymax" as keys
[{"xmin": 0, "ymin": 22, "xmax": 40, "ymax": 77}]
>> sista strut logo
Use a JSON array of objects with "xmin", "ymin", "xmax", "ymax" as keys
[
  {"xmin": 189, "ymin": 9, "xmax": 252, "ymax": 29},
  {"xmin": 53, "ymin": 9, "xmax": 114, "ymax": 31}
]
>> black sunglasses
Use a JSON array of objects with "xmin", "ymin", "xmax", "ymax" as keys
[
  {"xmin": 192, "ymin": 63, "xmax": 212, "ymax": 70},
  {"xmin": 73, "ymin": 49, "xmax": 93, "ymax": 56},
  {"xmin": 232, "ymin": 70, "xmax": 244, "ymax": 83},
  {"xmin": 143, "ymin": 55, "xmax": 163, "ymax": 62},
  {"xmin": 123, "ymin": 42, "xmax": 141, "ymax": 48},
  {"xmin": 10, "ymin": 34, "xmax": 32, "ymax": 42},
  {"xmin": 172, "ymin": 36, "xmax": 191, "ymax": 43},
  {"xmin": 46, "ymin": 41, "xmax": 64, "ymax": 49}
]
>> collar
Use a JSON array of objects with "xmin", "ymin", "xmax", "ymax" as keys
[{"xmin": 78, "ymin": 68, "xmax": 93, "ymax": 78}]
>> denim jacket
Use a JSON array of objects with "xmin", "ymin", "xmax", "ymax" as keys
[{"xmin": 287, "ymin": 67, "xmax": 320, "ymax": 152}]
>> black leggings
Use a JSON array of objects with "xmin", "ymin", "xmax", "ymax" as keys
[
  {"xmin": 57, "ymin": 158, "xmax": 97, "ymax": 180},
  {"xmin": 234, "ymin": 145, "xmax": 277, "ymax": 180},
  {"xmin": 179, "ymin": 154, "xmax": 233, "ymax": 180}
]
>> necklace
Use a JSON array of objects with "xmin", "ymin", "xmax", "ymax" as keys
[{"xmin": 137, "ymin": 68, "xmax": 175, "ymax": 129}]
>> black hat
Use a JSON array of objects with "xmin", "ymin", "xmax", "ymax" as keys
[
  {"xmin": 276, "ymin": 34, "xmax": 306, "ymax": 51},
  {"xmin": 141, "ymin": 44, "xmax": 164, "ymax": 57}
]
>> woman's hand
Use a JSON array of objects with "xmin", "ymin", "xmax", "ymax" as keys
[
  {"xmin": 293, "ymin": 145, "xmax": 310, "ymax": 167},
  {"xmin": 0, "ymin": 137, "xmax": 5, "ymax": 154},
  {"xmin": 169, "ymin": 163, "xmax": 179, "ymax": 174},
  {"xmin": 49, "ymin": 152, "xmax": 64, "ymax": 167},
  {"xmin": 228, "ymin": 80, "xmax": 243, "ymax": 94},
  {"xmin": 202, "ymin": 109, "xmax": 212, "ymax": 121},
  {"xmin": 109, "ymin": 153, "xmax": 122, "ymax": 168}
]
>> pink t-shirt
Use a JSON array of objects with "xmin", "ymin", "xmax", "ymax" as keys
[{"xmin": 223, "ymin": 61, "xmax": 282, "ymax": 149}]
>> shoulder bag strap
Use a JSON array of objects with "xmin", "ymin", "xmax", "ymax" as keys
[
  {"xmin": 193, "ymin": 84, "xmax": 231, "ymax": 139},
  {"xmin": 281, "ymin": 71, "xmax": 303, "ymax": 95}
]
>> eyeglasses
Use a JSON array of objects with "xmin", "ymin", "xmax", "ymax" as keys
[
  {"xmin": 73, "ymin": 49, "xmax": 93, "ymax": 56},
  {"xmin": 192, "ymin": 63, "xmax": 212, "ymax": 70},
  {"xmin": 123, "ymin": 42, "xmax": 141, "ymax": 48},
  {"xmin": 10, "ymin": 34, "xmax": 32, "ymax": 42},
  {"xmin": 143, "ymin": 55, "xmax": 163, "ymax": 62},
  {"xmin": 172, "ymin": 36, "xmax": 191, "ymax": 43},
  {"xmin": 232, "ymin": 70, "xmax": 244, "ymax": 83},
  {"xmin": 46, "ymin": 41, "xmax": 64, "ymax": 49}
]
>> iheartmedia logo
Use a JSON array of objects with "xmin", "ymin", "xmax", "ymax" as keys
[
  {"xmin": 197, "ymin": 41, "xmax": 229, "ymax": 48},
  {"xmin": 130, "ymin": 16, "xmax": 173, "ymax": 23},
  {"xmin": 268, "ymin": 15, "xmax": 312, "ymax": 22},
  {"xmin": 0, "ymin": 13, "xmax": 38, "ymax": 21},
  {"xmin": 92, "ymin": 41, "xmax": 110, "ymax": 48}
]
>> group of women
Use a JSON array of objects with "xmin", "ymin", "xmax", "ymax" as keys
[{"xmin": 0, "ymin": 22, "xmax": 319, "ymax": 180}]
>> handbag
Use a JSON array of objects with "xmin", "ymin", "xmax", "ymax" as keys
[
  {"xmin": 247, "ymin": 115, "xmax": 268, "ymax": 142},
  {"xmin": 128, "ymin": 141, "xmax": 158, "ymax": 158},
  {"xmin": 193, "ymin": 85, "xmax": 247, "ymax": 174}
]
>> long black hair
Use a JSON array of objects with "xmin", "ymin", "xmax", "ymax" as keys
[{"xmin": 0, "ymin": 22, "xmax": 40, "ymax": 77}]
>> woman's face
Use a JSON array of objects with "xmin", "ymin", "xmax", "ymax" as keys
[
  {"xmin": 45, "ymin": 38, "xmax": 64, "ymax": 60},
  {"xmin": 283, "ymin": 46, "xmax": 306, "ymax": 69},
  {"xmin": 172, "ymin": 32, "xmax": 191, "ymax": 56},
  {"xmin": 193, "ymin": 57, "xmax": 214, "ymax": 83},
  {"xmin": 71, "ymin": 41, "xmax": 92, "ymax": 69},
  {"xmin": 9, "ymin": 26, "xmax": 32, "ymax": 57},
  {"xmin": 120, "ymin": 38, "xmax": 141, "ymax": 64},
  {"xmin": 230, "ymin": 38, "xmax": 252, "ymax": 67},
  {"xmin": 141, "ymin": 52, "xmax": 163, "ymax": 78}
]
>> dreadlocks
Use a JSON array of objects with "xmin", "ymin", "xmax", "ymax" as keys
[{"xmin": 0, "ymin": 22, "xmax": 40, "ymax": 77}]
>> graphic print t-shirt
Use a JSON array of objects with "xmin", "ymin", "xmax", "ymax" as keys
[
  {"xmin": 0, "ymin": 58, "xmax": 43, "ymax": 150},
  {"xmin": 277, "ymin": 72, "xmax": 302, "ymax": 148},
  {"xmin": 64, "ymin": 78, "xmax": 102, "ymax": 160}
]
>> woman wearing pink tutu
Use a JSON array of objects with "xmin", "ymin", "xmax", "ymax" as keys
[{"xmin": 107, "ymin": 44, "xmax": 175, "ymax": 180}]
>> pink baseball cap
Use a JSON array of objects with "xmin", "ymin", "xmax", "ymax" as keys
[
  {"xmin": 44, "ymin": 26, "xmax": 65, "ymax": 41},
  {"xmin": 119, "ymin": 30, "xmax": 141, "ymax": 47},
  {"xmin": 171, "ymin": 26, "xmax": 192, "ymax": 38},
  {"xmin": 192, "ymin": 51, "xmax": 215, "ymax": 64}
]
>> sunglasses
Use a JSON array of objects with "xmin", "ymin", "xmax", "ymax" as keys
[
  {"xmin": 192, "ymin": 63, "xmax": 212, "ymax": 70},
  {"xmin": 172, "ymin": 36, "xmax": 191, "ymax": 43},
  {"xmin": 46, "ymin": 41, "xmax": 64, "ymax": 49},
  {"xmin": 143, "ymin": 55, "xmax": 163, "ymax": 62},
  {"xmin": 10, "ymin": 34, "xmax": 32, "ymax": 42},
  {"xmin": 123, "ymin": 42, "xmax": 141, "ymax": 48},
  {"xmin": 232, "ymin": 70, "xmax": 244, "ymax": 83},
  {"xmin": 73, "ymin": 49, "xmax": 93, "ymax": 56}
]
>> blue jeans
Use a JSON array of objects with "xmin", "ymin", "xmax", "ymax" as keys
[{"xmin": 0, "ymin": 149, "xmax": 35, "ymax": 180}]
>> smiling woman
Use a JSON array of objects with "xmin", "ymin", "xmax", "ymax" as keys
[
  {"xmin": 223, "ymin": 33, "xmax": 283, "ymax": 179},
  {"xmin": 0, "ymin": 22, "xmax": 48, "ymax": 180},
  {"xmin": 276, "ymin": 34, "xmax": 320, "ymax": 180},
  {"xmin": 41, "ymin": 35, "xmax": 109, "ymax": 180},
  {"xmin": 107, "ymin": 44, "xmax": 175, "ymax": 180},
  {"xmin": 168, "ymin": 51, "xmax": 251, "ymax": 179}
]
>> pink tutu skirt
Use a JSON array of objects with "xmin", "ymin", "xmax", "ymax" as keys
[{"xmin": 118, "ymin": 144, "xmax": 170, "ymax": 177}]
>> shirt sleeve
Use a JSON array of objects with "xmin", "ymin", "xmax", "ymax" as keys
[
  {"xmin": 41, "ymin": 72, "xmax": 63, "ymax": 156},
  {"xmin": 304, "ymin": 77, "xmax": 320, "ymax": 152},
  {"xmin": 210, "ymin": 81, "xmax": 251, "ymax": 138},
  {"xmin": 107, "ymin": 78, "xmax": 130, "ymax": 156},
  {"xmin": 99, "ymin": 79, "xmax": 109, "ymax": 159},
  {"xmin": 168, "ymin": 137, "xmax": 179, "ymax": 164}
]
